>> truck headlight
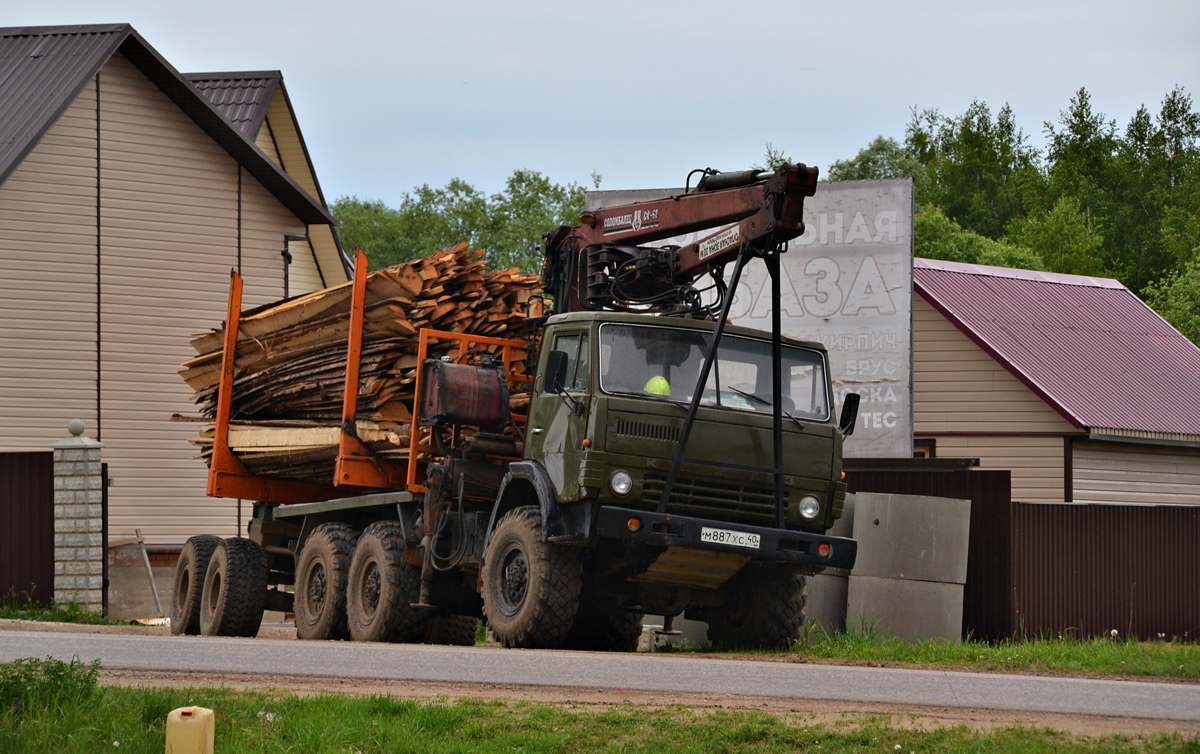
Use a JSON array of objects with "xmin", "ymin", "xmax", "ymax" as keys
[
  {"xmin": 798, "ymin": 495, "xmax": 821, "ymax": 520},
  {"xmin": 610, "ymin": 470, "xmax": 633, "ymax": 496}
]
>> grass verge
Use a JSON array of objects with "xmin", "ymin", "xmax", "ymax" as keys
[
  {"xmin": 0, "ymin": 589, "xmax": 118, "ymax": 625},
  {"xmin": 1, "ymin": 658, "xmax": 1196, "ymax": 754},
  {"xmin": 656, "ymin": 623, "xmax": 1200, "ymax": 679}
]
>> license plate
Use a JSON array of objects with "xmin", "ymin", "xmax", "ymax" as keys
[{"xmin": 699, "ymin": 526, "xmax": 761, "ymax": 549}]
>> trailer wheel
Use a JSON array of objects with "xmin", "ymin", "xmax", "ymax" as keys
[
  {"xmin": 294, "ymin": 523, "xmax": 359, "ymax": 641},
  {"xmin": 424, "ymin": 615, "xmax": 480, "ymax": 646},
  {"xmin": 562, "ymin": 600, "xmax": 643, "ymax": 652},
  {"xmin": 170, "ymin": 535, "xmax": 220, "ymax": 636},
  {"xmin": 346, "ymin": 521, "xmax": 426, "ymax": 643},
  {"xmin": 199, "ymin": 537, "xmax": 268, "ymax": 637},
  {"xmin": 482, "ymin": 506, "xmax": 582, "ymax": 648},
  {"xmin": 705, "ymin": 566, "xmax": 807, "ymax": 650}
]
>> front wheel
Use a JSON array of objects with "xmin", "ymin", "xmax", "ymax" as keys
[
  {"xmin": 705, "ymin": 566, "xmax": 807, "ymax": 650},
  {"xmin": 481, "ymin": 506, "xmax": 582, "ymax": 648}
]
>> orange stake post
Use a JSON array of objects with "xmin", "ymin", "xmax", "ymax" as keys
[
  {"xmin": 207, "ymin": 269, "xmax": 340, "ymax": 504},
  {"xmin": 334, "ymin": 250, "xmax": 406, "ymax": 488}
]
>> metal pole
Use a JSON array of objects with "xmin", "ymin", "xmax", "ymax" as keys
[
  {"xmin": 767, "ymin": 250, "xmax": 785, "ymax": 527},
  {"xmin": 658, "ymin": 245, "xmax": 753, "ymax": 513}
]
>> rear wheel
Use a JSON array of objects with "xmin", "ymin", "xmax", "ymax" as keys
[
  {"xmin": 562, "ymin": 599, "xmax": 643, "ymax": 652},
  {"xmin": 705, "ymin": 566, "xmax": 807, "ymax": 650},
  {"xmin": 294, "ymin": 524, "xmax": 359, "ymax": 640},
  {"xmin": 346, "ymin": 521, "xmax": 426, "ymax": 643},
  {"xmin": 171, "ymin": 535, "xmax": 220, "ymax": 636},
  {"xmin": 482, "ymin": 506, "xmax": 582, "ymax": 648},
  {"xmin": 423, "ymin": 615, "xmax": 480, "ymax": 646},
  {"xmin": 199, "ymin": 537, "xmax": 268, "ymax": 637}
]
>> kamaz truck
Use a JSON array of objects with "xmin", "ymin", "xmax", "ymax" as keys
[{"xmin": 172, "ymin": 162, "xmax": 860, "ymax": 650}]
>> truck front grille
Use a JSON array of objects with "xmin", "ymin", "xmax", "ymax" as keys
[
  {"xmin": 640, "ymin": 473, "xmax": 783, "ymax": 526},
  {"xmin": 614, "ymin": 419, "xmax": 680, "ymax": 443}
]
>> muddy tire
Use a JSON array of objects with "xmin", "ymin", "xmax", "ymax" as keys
[
  {"xmin": 424, "ymin": 615, "xmax": 480, "ymax": 646},
  {"xmin": 706, "ymin": 566, "xmax": 807, "ymax": 650},
  {"xmin": 170, "ymin": 535, "xmax": 220, "ymax": 636},
  {"xmin": 482, "ymin": 506, "xmax": 582, "ymax": 648},
  {"xmin": 346, "ymin": 521, "xmax": 426, "ymax": 643},
  {"xmin": 294, "ymin": 523, "xmax": 359, "ymax": 641},
  {"xmin": 199, "ymin": 537, "xmax": 268, "ymax": 637},
  {"xmin": 562, "ymin": 600, "xmax": 643, "ymax": 652}
]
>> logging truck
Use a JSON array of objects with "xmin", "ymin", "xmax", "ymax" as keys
[{"xmin": 172, "ymin": 163, "xmax": 859, "ymax": 650}]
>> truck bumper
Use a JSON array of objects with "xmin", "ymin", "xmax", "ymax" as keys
[{"xmin": 594, "ymin": 505, "xmax": 857, "ymax": 571}]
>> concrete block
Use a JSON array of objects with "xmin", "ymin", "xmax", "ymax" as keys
[
  {"xmin": 85, "ymin": 461, "xmax": 102, "ymax": 476},
  {"xmin": 65, "ymin": 561, "xmax": 87, "ymax": 576},
  {"xmin": 53, "ymin": 448, "xmax": 64, "ymax": 462},
  {"xmin": 850, "ymin": 492, "xmax": 971, "ymax": 583},
  {"xmin": 86, "ymin": 576, "xmax": 102, "ymax": 590},
  {"xmin": 805, "ymin": 570, "xmax": 849, "ymax": 633},
  {"xmin": 846, "ymin": 574, "xmax": 964, "ymax": 643},
  {"xmin": 83, "ymin": 476, "xmax": 102, "ymax": 490},
  {"xmin": 86, "ymin": 560, "xmax": 103, "ymax": 575},
  {"xmin": 54, "ymin": 476, "xmax": 64, "ymax": 491},
  {"xmin": 87, "ymin": 504, "xmax": 102, "ymax": 517},
  {"xmin": 82, "ymin": 518, "xmax": 103, "ymax": 533},
  {"xmin": 54, "ymin": 490, "xmax": 76, "ymax": 504},
  {"xmin": 54, "ymin": 575, "xmax": 78, "ymax": 590},
  {"xmin": 62, "ymin": 476, "xmax": 86, "ymax": 491},
  {"xmin": 84, "ymin": 546, "xmax": 103, "ymax": 561},
  {"xmin": 58, "ymin": 448, "xmax": 87, "ymax": 462},
  {"xmin": 54, "ymin": 519, "xmax": 77, "ymax": 533},
  {"xmin": 83, "ymin": 490, "xmax": 103, "ymax": 504},
  {"xmin": 61, "ymin": 503, "xmax": 88, "ymax": 519},
  {"xmin": 55, "ymin": 546, "xmax": 74, "ymax": 561},
  {"xmin": 54, "ymin": 562, "xmax": 64, "ymax": 575},
  {"xmin": 63, "ymin": 533, "xmax": 90, "ymax": 548}
]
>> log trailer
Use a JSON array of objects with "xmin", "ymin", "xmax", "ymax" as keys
[{"xmin": 172, "ymin": 162, "xmax": 860, "ymax": 650}]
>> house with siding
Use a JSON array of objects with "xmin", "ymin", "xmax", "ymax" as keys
[
  {"xmin": 913, "ymin": 257, "xmax": 1200, "ymax": 505},
  {"xmin": 0, "ymin": 23, "xmax": 349, "ymax": 549}
]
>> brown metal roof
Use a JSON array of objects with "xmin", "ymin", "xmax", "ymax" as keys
[
  {"xmin": 183, "ymin": 71, "xmax": 280, "ymax": 139},
  {"xmin": 915, "ymin": 258, "xmax": 1200, "ymax": 438},
  {"xmin": 0, "ymin": 24, "xmax": 335, "ymax": 226}
]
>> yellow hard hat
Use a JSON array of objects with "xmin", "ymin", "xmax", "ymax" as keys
[{"xmin": 644, "ymin": 375, "xmax": 671, "ymax": 396}]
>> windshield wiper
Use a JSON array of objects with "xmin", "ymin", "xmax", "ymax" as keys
[
  {"xmin": 606, "ymin": 390, "xmax": 687, "ymax": 410},
  {"xmin": 727, "ymin": 387, "xmax": 805, "ymax": 430}
]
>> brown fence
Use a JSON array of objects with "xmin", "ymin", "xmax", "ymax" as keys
[
  {"xmin": 0, "ymin": 452, "xmax": 54, "ymax": 607},
  {"xmin": 844, "ymin": 458, "xmax": 1200, "ymax": 641},
  {"xmin": 1012, "ymin": 503, "xmax": 1199, "ymax": 640}
]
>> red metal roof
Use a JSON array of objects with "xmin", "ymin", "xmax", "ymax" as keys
[{"xmin": 915, "ymin": 258, "xmax": 1200, "ymax": 438}]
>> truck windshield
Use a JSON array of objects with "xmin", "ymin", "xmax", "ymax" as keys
[{"xmin": 598, "ymin": 323, "xmax": 830, "ymax": 420}]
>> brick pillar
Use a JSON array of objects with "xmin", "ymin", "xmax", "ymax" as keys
[{"xmin": 52, "ymin": 419, "xmax": 105, "ymax": 611}]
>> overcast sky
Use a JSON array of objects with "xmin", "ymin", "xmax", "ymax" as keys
[{"xmin": 13, "ymin": 1, "xmax": 1200, "ymax": 206}]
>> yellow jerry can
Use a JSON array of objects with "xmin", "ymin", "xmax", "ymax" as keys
[{"xmin": 165, "ymin": 706, "xmax": 214, "ymax": 754}]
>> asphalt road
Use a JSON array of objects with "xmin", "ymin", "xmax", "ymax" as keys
[{"xmin": 2, "ymin": 629, "xmax": 1197, "ymax": 722}]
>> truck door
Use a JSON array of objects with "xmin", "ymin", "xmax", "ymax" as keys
[{"xmin": 527, "ymin": 330, "xmax": 590, "ymax": 502}]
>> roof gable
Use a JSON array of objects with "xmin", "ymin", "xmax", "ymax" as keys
[
  {"xmin": 914, "ymin": 257, "xmax": 1200, "ymax": 439},
  {"xmin": 183, "ymin": 71, "xmax": 280, "ymax": 139},
  {"xmin": 0, "ymin": 24, "xmax": 334, "ymax": 226}
]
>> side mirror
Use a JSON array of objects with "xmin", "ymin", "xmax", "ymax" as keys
[
  {"xmin": 545, "ymin": 350, "xmax": 569, "ymax": 392},
  {"xmin": 839, "ymin": 393, "xmax": 860, "ymax": 438}
]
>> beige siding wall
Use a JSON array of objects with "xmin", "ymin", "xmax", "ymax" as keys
[
  {"xmin": 285, "ymin": 237, "xmax": 325, "ymax": 294},
  {"xmin": 254, "ymin": 120, "xmax": 282, "ymax": 166},
  {"xmin": 96, "ymin": 53, "xmax": 307, "ymax": 545},
  {"xmin": 936, "ymin": 435, "xmax": 1066, "ymax": 502},
  {"xmin": 0, "ymin": 81, "xmax": 99, "ymax": 450},
  {"xmin": 1074, "ymin": 440, "xmax": 1200, "ymax": 506},
  {"xmin": 264, "ymin": 91, "xmax": 320, "ymax": 199},
  {"xmin": 913, "ymin": 294, "xmax": 1078, "ymax": 434}
]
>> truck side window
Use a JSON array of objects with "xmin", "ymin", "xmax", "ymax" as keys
[{"xmin": 552, "ymin": 333, "xmax": 589, "ymax": 390}]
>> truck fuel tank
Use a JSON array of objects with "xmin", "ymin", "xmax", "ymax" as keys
[{"xmin": 418, "ymin": 358, "xmax": 510, "ymax": 430}]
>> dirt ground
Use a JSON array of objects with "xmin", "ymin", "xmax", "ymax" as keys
[{"xmin": 5, "ymin": 619, "xmax": 1198, "ymax": 737}]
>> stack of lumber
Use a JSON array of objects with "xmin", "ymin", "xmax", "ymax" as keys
[{"xmin": 180, "ymin": 243, "xmax": 542, "ymax": 482}]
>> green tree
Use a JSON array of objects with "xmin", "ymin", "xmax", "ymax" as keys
[
  {"xmin": 332, "ymin": 170, "xmax": 588, "ymax": 272},
  {"xmin": 915, "ymin": 204, "xmax": 1044, "ymax": 269},
  {"xmin": 1144, "ymin": 259, "xmax": 1200, "ymax": 344},
  {"xmin": 907, "ymin": 101, "xmax": 1043, "ymax": 238},
  {"xmin": 1005, "ymin": 195, "xmax": 1106, "ymax": 276},
  {"xmin": 826, "ymin": 135, "xmax": 929, "ymax": 198}
]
